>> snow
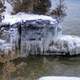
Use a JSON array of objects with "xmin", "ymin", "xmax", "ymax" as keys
[
  {"xmin": 0, "ymin": 39, "xmax": 12, "ymax": 54},
  {"xmin": 1, "ymin": 13, "xmax": 80, "ymax": 55},
  {"xmin": 58, "ymin": 35, "xmax": 80, "ymax": 43},
  {"xmin": 2, "ymin": 13, "xmax": 57, "ymax": 25},
  {"xmin": 57, "ymin": 35, "xmax": 80, "ymax": 50},
  {"xmin": 2, "ymin": 0, "xmax": 13, "ymax": 15},
  {"xmin": 38, "ymin": 76, "xmax": 80, "ymax": 80},
  {"xmin": 1, "ymin": 0, "xmax": 57, "ymax": 25},
  {"xmin": 48, "ymin": 35, "xmax": 80, "ymax": 55},
  {"xmin": 0, "ymin": 39, "xmax": 6, "ymax": 44},
  {"xmin": 2, "ymin": 17, "xmax": 80, "ymax": 55}
]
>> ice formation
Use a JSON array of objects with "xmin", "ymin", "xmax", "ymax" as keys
[
  {"xmin": 0, "ymin": 13, "xmax": 58, "ymax": 55},
  {"xmin": 1, "ymin": 12, "xmax": 80, "ymax": 55},
  {"xmin": 2, "ymin": 12, "xmax": 57, "ymax": 25},
  {"xmin": 38, "ymin": 76, "xmax": 80, "ymax": 80},
  {"xmin": 48, "ymin": 35, "xmax": 80, "ymax": 55}
]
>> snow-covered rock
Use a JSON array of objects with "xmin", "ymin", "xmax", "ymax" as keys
[
  {"xmin": 1, "ymin": 13, "xmax": 80, "ymax": 56},
  {"xmin": 47, "ymin": 35, "xmax": 80, "ymax": 55},
  {"xmin": 0, "ymin": 39, "xmax": 13, "ymax": 54},
  {"xmin": 2, "ymin": 13, "xmax": 57, "ymax": 25},
  {"xmin": 0, "ymin": 14, "xmax": 58, "ymax": 55},
  {"xmin": 38, "ymin": 76, "xmax": 80, "ymax": 80}
]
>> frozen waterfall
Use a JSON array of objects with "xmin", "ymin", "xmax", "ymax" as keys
[{"xmin": 0, "ymin": 13, "xmax": 80, "ymax": 56}]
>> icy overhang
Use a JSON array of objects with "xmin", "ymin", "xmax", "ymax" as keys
[{"xmin": 1, "ymin": 13, "xmax": 57, "ymax": 25}]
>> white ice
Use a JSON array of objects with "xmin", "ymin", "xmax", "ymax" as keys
[
  {"xmin": 57, "ymin": 35, "xmax": 80, "ymax": 54},
  {"xmin": 57, "ymin": 35, "xmax": 80, "ymax": 48},
  {"xmin": 2, "ymin": 12, "xmax": 57, "ymax": 25},
  {"xmin": 1, "ymin": 1, "xmax": 80, "ymax": 55},
  {"xmin": 38, "ymin": 76, "xmax": 80, "ymax": 80},
  {"xmin": 2, "ymin": 0, "xmax": 13, "ymax": 16},
  {"xmin": 48, "ymin": 35, "xmax": 80, "ymax": 55},
  {"xmin": 0, "ymin": 39, "xmax": 12, "ymax": 54},
  {"xmin": 1, "ymin": 0, "xmax": 57, "ymax": 25}
]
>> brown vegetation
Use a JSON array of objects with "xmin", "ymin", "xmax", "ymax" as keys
[
  {"xmin": 9, "ymin": 0, "xmax": 51, "ymax": 15},
  {"xmin": 50, "ymin": 0, "xmax": 66, "ymax": 18},
  {"xmin": 0, "ymin": 51, "xmax": 23, "ymax": 80},
  {"xmin": 0, "ymin": 0, "xmax": 5, "ymax": 14}
]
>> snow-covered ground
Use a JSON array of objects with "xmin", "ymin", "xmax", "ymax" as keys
[{"xmin": 38, "ymin": 76, "xmax": 80, "ymax": 80}]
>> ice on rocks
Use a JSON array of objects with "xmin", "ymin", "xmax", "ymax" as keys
[
  {"xmin": 0, "ymin": 39, "xmax": 12, "ymax": 54},
  {"xmin": 1, "ymin": 12, "xmax": 80, "ymax": 55},
  {"xmin": 2, "ymin": 13, "xmax": 57, "ymax": 25},
  {"xmin": 48, "ymin": 35, "xmax": 80, "ymax": 55}
]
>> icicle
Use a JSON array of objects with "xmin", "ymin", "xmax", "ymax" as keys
[{"xmin": 1, "ymin": 13, "xmax": 80, "ymax": 56}]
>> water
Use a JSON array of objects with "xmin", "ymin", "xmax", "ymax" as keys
[
  {"xmin": 63, "ymin": 0, "xmax": 80, "ymax": 36},
  {"xmin": 1, "ymin": 56, "xmax": 80, "ymax": 80}
]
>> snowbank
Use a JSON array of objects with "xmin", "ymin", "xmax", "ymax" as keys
[{"xmin": 38, "ymin": 76, "xmax": 80, "ymax": 80}]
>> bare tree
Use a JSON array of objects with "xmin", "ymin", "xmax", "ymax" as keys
[{"xmin": 50, "ymin": 0, "xmax": 66, "ymax": 22}]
